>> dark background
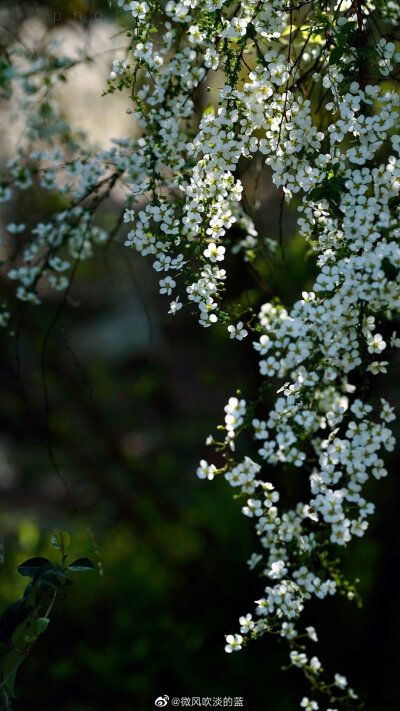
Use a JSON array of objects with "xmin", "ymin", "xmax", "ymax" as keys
[{"xmin": 0, "ymin": 2, "xmax": 399, "ymax": 709}]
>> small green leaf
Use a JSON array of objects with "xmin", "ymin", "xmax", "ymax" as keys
[
  {"xmin": 13, "ymin": 616, "xmax": 50, "ymax": 646},
  {"xmin": 11, "ymin": 619, "xmax": 30, "ymax": 646},
  {"xmin": 341, "ymin": 20, "xmax": 355, "ymax": 33},
  {"xmin": 17, "ymin": 557, "xmax": 52, "ymax": 578},
  {"xmin": 329, "ymin": 46, "xmax": 344, "ymax": 65},
  {"xmin": 30, "ymin": 617, "xmax": 50, "ymax": 637},
  {"xmin": 67, "ymin": 558, "xmax": 95, "ymax": 572},
  {"xmin": 202, "ymin": 103, "xmax": 215, "ymax": 117},
  {"xmin": 309, "ymin": 186, "xmax": 325, "ymax": 201},
  {"xmin": 51, "ymin": 532, "xmax": 70, "ymax": 552}
]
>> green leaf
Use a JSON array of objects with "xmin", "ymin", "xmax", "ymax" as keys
[
  {"xmin": 11, "ymin": 618, "xmax": 30, "ymax": 646},
  {"xmin": 67, "ymin": 558, "xmax": 95, "ymax": 572},
  {"xmin": 202, "ymin": 103, "xmax": 215, "ymax": 116},
  {"xmin": 329, "ymin": 46, "xmax": 344, "ymax": 65},
  {"xmin": 51, "ymin": 531, "xmax": 70, "ymax": 553},
  {"xmin": 37, "ymin": 572, "xmax": 65, "ymax": 594},
  {"xmin": 29, "ymin": 617, "xmax": 50, "ymax": 638},
  {"xmin": 12, "ymin": 616, "xmax": 50, "ymax": 646},
  {"xmin": 341, "ymin": 20, "xmax": 355, "ymax": 33},
  {"xmin": 17, "ymin": 557, "xmax": 52, "ymax": 578},
  {"xmin": 309, "ymin": 186, "xmax": 325, "ymax": 201}
]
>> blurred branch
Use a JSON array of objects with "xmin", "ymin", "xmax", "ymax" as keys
[{"xmin": 0, "ymin": 688, "xmax": 12, "ymax": 711}]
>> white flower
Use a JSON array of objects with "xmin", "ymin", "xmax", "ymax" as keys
[
  {"xmin": 49, "ymin": 275, "xmax": 69, "ymax": 291},
  {"xmin": 247, "ymin": 553, "xmax": 262, "ymax": 570},
  {"xmin": 239, "ymin": 614, "xmax": 254, "ymax": 634},
  {"xmin": 228, "ymin": 322, "xmax": 248, "ymax": 340},
  {"xmin": 168, "ymin": 296, "xmax": 182, "ymax": 315},
  {"xmin": 267, "ymin": 560, "xmax": 287, "ymax": 579},
  {"xmin": 0, "ymin": 186, "xmax": 12, "ymax": 202},
  {"xmin": 159, "ymin": 276, "xmax": 176, "ymax": 295},
  {"xmin": 196, "ymin": 459, "xmax": 216, "ymax": 480},
  {"xmin": 290, "ymin": 651, "xmax": 307, "ymax": 668},
  {"xmin": 110, "ymin": 58, "xmax": 127, "ymax": 79},
  {"xmin": 367, "ymin": 333, "xmax": 386, "ymax": 354},
  {"xmin": 49, "ymin": 257, "xmax": 70, "ymax": 272},
  {"xmin": 6, "ymin": 223, "xmax": 26, "ymax": 234},
  {"xmin": 334, "ymin": 673, "xmax": 348, "ymax": 689},
  {"xmin": 367, "ymin": 361, "xmax": 388, "ymax": 374},
  {"xmin": 309, "ymin": 656, "xmax": 321, "ymax": 674},
  {"xmin": 300, "ymin": 699, "xmax": 319, "ymax": 710},
  {"xmin": 305, "ymin": 626, "xmax": 318, "ymax": 643},
  {"xmin": 224, "ymin": 634, "xmax": 243, "ymax": 653},
  {"xmin": 203, "ymin": 242, "xmax": 225, "ymax": 262},
  {"xmin": 390, "ymin": 331, "xmax": 400, "ymax": 348}
]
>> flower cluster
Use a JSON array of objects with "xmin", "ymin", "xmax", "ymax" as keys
[{"xmin": 187, "ymin": 2, "xmax": 399, "ymax": 709}]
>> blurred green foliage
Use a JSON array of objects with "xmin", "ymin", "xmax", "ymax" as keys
[{"xmin": 0, "ymin": 533, "xmax": 93, "ymax": 701}]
